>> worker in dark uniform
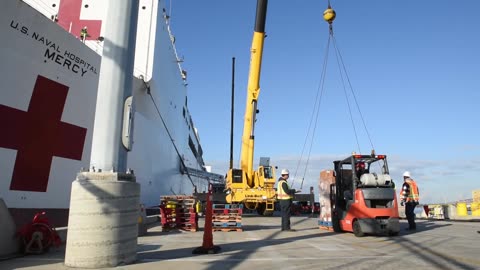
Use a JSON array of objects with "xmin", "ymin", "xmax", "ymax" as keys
[
  {"xmin": 276, "ymin": 169, "xmax": 299, "ymax": 231},
  {"xmin": 355, "ymin": 162, "xmax": 367, "ymax": 180}
]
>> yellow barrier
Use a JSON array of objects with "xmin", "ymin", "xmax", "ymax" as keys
[
  {"xmin": 456, "ymin": 202, "xmax": 467, "ymax": 216},
  {"xmin": 472, "ymin": 202, "xmax": 480, "ymax": 216}
]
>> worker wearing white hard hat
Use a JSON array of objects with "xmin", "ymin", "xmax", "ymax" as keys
[
  {"xmin": 276, "ymin": 168, "xmax": 299, "ymax": 232},
  {"xmin": 400, "ymin": 171, "xmax": 420, "ymax": 231}
]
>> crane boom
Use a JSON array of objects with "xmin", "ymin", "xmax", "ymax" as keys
[
  {"xmin": 225, "ymin": 0, "xmax": 276, "ymax": 216},
  {"xmin": 240, "ymin": 0, "xmax": 267, "ymax": 184}
]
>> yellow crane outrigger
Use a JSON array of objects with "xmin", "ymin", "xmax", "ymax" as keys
[{"xmin": 225, "ymin": 0, "xmax": 276, "ymax": 216}]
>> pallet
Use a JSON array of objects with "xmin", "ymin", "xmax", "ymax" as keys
[
  {"xmin": 319, "ymin": 226, "xmax": 333, "ymax": 232},
  {"xmin": 212, "ymin": 221, "xmax": 242, "ymax": 227},
  {"xmin": 160, "ymin": 196, "xmax": 196, "ymax": 208},
  {"xmin": 175, "ymin": 213, "xmax": 197, "ymax": 221},
  {"xmin": 212, "ymin": 227, "xmax": 243, "ymax": 232},
  {"xmin": 178, "ymin": 223, "xmax": 198, "ymax": 232},
  {"xmin": 212, "ymin": 208, "xmax": 243, "ymax": 215},
  {"xmin": 212, "ymin": 218, "xmax": 242, "ymax": 223},
  {"xmin": 212, "ymin": 213, "xmax": 242, "ymax": 219},
  {"xmin": 210, "ymin": 203, "xmax": 243, "ymax": 231},
  {"xmin": 159, "ymin": 196, "xmax": 198, "ymax": 230},
  {"xmin": 212, "ymin": 203, "xmax": 243, "ymax": 209},
  {"xmin": 318, "ymin": 220, "xmax": 332, "ymax": 227}
]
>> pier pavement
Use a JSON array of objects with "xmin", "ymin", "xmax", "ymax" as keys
[{"xmin": 1, "ymin": 214, "xmax": 479, "ymax": 270}]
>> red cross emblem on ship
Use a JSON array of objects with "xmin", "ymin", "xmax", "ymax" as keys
[{"xmin": 0, "ymin": 75, "xmax": 86, "ymax": 192}]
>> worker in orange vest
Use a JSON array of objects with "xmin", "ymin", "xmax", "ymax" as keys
[{"xmin": 400, "ymin": 171, "xmax": 420, "ymax": 231}]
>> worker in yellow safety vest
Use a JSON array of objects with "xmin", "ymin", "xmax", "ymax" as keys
[
  {"xmin": 400, "ymin": 171, "xmax": 420, "ymax": 231},
  {"xmin": 80, "ymin": 26, "xmax": 89, "ymax": 42},
  {"xmin": 277, "ymin": 169, "xmax": 300, "ymax": 232}
]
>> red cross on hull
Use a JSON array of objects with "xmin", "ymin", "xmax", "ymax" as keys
[
  {"xmin": 57, "ymin": 0, "xmax": 102, "ymax": 41},
  {"xmin": 0, "ymin": 75, "xmax": 86, "ymax": 192}
]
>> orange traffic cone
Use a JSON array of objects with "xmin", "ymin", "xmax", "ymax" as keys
[{"xmin": 192, "ymin": 184, "xmax": 221, "ymax": 254}]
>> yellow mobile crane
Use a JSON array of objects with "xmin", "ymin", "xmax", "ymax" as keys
[{"xmin": 225, "ymin": 0, "xmax": 276, "ymax": 216}]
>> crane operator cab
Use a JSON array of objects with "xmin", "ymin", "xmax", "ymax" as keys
[{"xmin": 330, "ymin": 154, "xmax": 400, "ymax": 237}]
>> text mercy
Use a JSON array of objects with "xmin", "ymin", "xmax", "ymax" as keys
[{"xmin": 44, "ymin": 48, "xmax": 97, "ymax": 77}]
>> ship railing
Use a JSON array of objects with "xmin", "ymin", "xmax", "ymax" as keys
[{"xmin": 163, "ymin": 9, "xmax": 187, "ymax": 83}]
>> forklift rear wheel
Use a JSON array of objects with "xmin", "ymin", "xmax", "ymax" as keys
[{"xmin": 353, "ymin": 220, "xmax": 364, "ymax": 237}]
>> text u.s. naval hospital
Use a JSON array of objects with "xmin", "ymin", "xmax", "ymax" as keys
[{"xmin": 9, "ymin": 19, "xmax": 98, "ymax": 78}]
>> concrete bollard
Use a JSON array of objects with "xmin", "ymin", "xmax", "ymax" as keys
[
  {"xmin": 64, "ymin": 172, "xmax": 140, "ymax": 268},
  {"xmin": 0, "ymin": 199, "xmax": 20, "ymax": 257}
]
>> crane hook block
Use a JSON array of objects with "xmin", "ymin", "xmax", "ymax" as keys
[{"xmin": 323, "ymin": 8, "xmax": 336, "ymax": 24}]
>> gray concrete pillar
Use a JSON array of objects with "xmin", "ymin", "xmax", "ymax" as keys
[
  {"xmin": 0, "ymin": 199, "xmax": 20, "ymax": 257},
  {"xmin": 64, "ymin": 173, "xmax": 140, "ymax": 268}
]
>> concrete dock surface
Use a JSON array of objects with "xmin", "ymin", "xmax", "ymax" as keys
[{"xmin": 1, "ymin": 214, "xmax": 479, "ymax": 270}]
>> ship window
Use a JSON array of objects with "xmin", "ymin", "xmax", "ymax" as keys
[
  {"xmin": 142, "ymin": 6, "xmax": 146, "ymax": 10},
  {"xmin": 52, "ymin": 4, "xmax": 56, "ymax": 7},
  {"xmin": 188, "ymin": 136, "xmax": 198, "ymax": 158},
  {"xmin": 84, "ymin": 4, "xmax": 89, "ymax": 8},
  {"xmin": 198, "ymin": 145, "xmax": 203, "ymax": 157},
  {"xmin": 183, "ymin": 107, "xmax": 185, "ymax": 117}
]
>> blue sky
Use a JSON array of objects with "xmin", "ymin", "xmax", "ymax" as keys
[{"xmin": 166, "ymin": 0, "xmax": 480, "ymax": 203}]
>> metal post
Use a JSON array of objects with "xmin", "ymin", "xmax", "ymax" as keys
[
  {"xmin": 66, "ymin": 2, "xmax": 141, "ymax": 267},
  {"xmin": 229, "ymin": 57, "xmax": 235, "ymax": 170},
  {"xmin": 90, "ymin": 0, "xmax": 139, "ymax": 173}
]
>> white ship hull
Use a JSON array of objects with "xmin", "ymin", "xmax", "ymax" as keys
[{"xmin": 0, "ymin": 0, "xmax": 212, "ymax": 227}]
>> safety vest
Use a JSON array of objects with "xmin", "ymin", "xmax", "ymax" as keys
[
  {"xmin": 277, "ymin": 179, "xmax": 292, "ymax": 200},
  {"xmin": 405, "ymin": 179, "xmax": 419, "ymax": 202},
  {"xmin": 80, "ymin": 28, "xmax": 88, "ymax": 38}
]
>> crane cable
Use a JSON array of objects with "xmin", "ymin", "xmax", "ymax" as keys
[
  {"xmin": 293, "ymin": 2, "xmax": 376, "ymax": 188},
  {"xmin": 330, "ymin": 27, "xmax": 376, "ymax": 153},
  {"xmin": 292, "ymin": 31, "xmax": 331, "ymax": 189}
]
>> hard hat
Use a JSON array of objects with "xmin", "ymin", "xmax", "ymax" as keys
[
  {"xmin": 403, "ymin": 171, "xmax": 411, "ymax": 177},
  {"xmin": 356, "ymin": 162, "xmax": 365, "ymax": 169},
  {"xmin": 281, "ymin": 169, "xmax": 289, "ymax": 175}
]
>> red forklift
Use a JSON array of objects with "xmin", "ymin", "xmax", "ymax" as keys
[{"xmin": 330, "ymin": 154, "xmax": 400, "ymax": 236}]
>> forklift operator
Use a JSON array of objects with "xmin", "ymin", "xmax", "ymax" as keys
[{"xmin": 355, "ymin": 162, "xmax": 367, "ymax": 179}]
